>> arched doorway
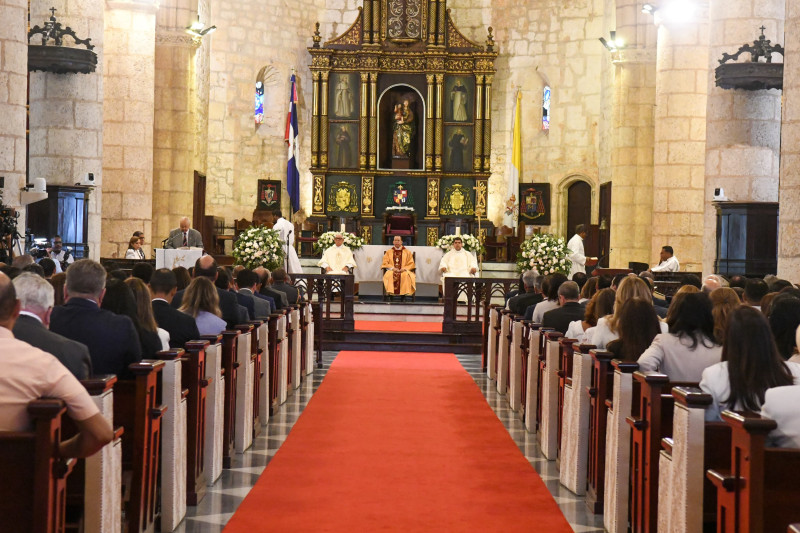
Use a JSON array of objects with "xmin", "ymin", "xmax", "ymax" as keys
[{"xmin": 566, "ymin": 181, "xmax": 591, "ymax": 239}]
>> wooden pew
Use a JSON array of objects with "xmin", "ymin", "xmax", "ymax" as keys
[
  {"xmin": 586, "ymin": 349, "xmax": 615, "ymax": 514},
  {"xmin": 267, "ymin": 312, "xmax": 282, "ymax": 414},
  {"xmin": 158, "ymin": 349, "xmax": 188, "ymax": 531},
  {"xmin": 556, "ymin": 336, "xmax": 577, "ymax": 465},
  {"xmin": 114, "ymin": 360, "xmax": 166, "ymax": 533},
  {"xmin": 558, "ymin": 343, "xmax": 596, "ymax": 495},
  {"xmin": 524, "ymin": 324, "xmax": 552, "ymax": 433},
  {"xmin": 604, "ymin": 360, "xmax": 639, "ymax": 533},
  {"xmin": 627, "ymin": 372, "xmax": 697, "ymax": 533},
  {"xmin": 199, "ymin": 334, "xmax": 224, "ymax": 485},
  {"xmin": 249, "ymin": 320, "xmax": 268, "ymax": 429},
  {"xmin": 290, "ymin": 306, "xmax": 302, "ymax": 390},
  {"xmin": 485, "ymin": 304, "xmax": 503, "ymax": 377},
  {"xmin": 277, "ymin": 310, "xmax": 289, "ymax": 404},
  {"xmin": 285, "ymin": 307, "xmax": 295, "ymax": 397},
  {"xmin": 233, "ymin": 324, "xmax": 255, "ymax": 454},
  {"xmin": 183, "ymin": 341, "xmax": 210, "ymax": 505},
  {"xmin": 496, "ymin": 309, "xmax": 514, "ymax": 394},
  {"xmin": 302, "ymin": 301, "xmax": 315, "ymax": 377},
  {"xmin": 539, "ymin": 331, "xmax": 564, "ymax": 460},
  {"xmin": 708, "ymin": 411, "xmax": 800, "ymax": 533},
  {"xmin": 0, "ymin": 399, "xmax": 73, "ymax": 533},
  {"xmin": 508, "ymin": 314, "xmax": 525, "ymax": 411},
  {"xmin": 219, "ymin": 330, "xmax": 240, "ymax": 467},
  {"xmin": 518, "ymin": 320, "xmax": 533, "ymax": 420},
  {"xmin": 657, "ymin": 386, "xmax": 730, "ymax": 533}
]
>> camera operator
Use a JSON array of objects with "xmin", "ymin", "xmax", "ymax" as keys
[{"xmin": 47, "ymin": 235, "xmax": 74, "ymax": 273}]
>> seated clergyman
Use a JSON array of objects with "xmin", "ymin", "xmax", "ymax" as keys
[
  {"xmin": 381, "ymin": 236, "xmax": 416, "ymax": 296},
  {"xmin": 439, "ymin": 237, "xmax": 478, "ymax": 281},
  {"xmin": 318, "ymin": 233, "xmax": 356, "ymax": 274}
]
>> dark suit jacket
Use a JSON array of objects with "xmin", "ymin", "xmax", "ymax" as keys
[
  {"xmin": 172, "ymin": 285, "xmax": 241, "ymax": 329},
  {"xmin": 152, "ymin": 299, "xmax": 200, "ymax": 349},
  {"xmin": 508, "ymin": 291, "xmax": 543, "ymax": 316},
  {"xmin": 542, "ymin": 301, "xmax": 586, "ymax": 335},
  {"xmin": 271, "ymin": 282, "xmax": 299, "ymax": 304},
  {"xmin": 50, "ymin": 298, "xmax": 142, "ymax": 379},
  {"xmin": 13, "ymin": 314, "xmax": 93, "ymax": 379},
  {"xmin": 253, "ymin": 291, "xmax": 275, "ymax": 313},
  {"xmin": 260, "ymin": 286, "xmax": 289, "ymax": 310},
  {"xmin": 232, "ymin": 290, "xmax": 256, "ymax": 319}
]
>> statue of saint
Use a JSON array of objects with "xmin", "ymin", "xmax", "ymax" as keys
[
  {"xmin": 450, "ymin": 79, "xmax": 468, "ymax": 121},
  {"xmin": 334, "ymin": 76, "xmax": 353, "ymax": 118},
  {"xmin": 448, "ymin": 128, "xmax": 469, "ymax": 170},
  {"xmin": 333, "ymin": 124, "xmax": 352, "ymax": 167},
  {"xmin": 392, "ymin": 100, "xmax": 416, "ymax": 158}
]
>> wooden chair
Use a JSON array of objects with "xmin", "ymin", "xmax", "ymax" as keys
[
  {"xmin": 296, "ymin": 221, "xmax": 321, "ymax": 257},
  {"xmin": 0, "ymin": 399, "xmax": 73, "ymax": 533},
  {"xmin": 383, "ymin": 211, "xmax": 416, "ymax": 245},
  {"xmin": 484, "ymin": 224, "xmax": 514, "ymax": 262}
]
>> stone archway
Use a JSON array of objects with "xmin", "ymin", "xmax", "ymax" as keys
[{"xmin": 554, "ymin": 174, "xmax": 597, "ymax": 240}]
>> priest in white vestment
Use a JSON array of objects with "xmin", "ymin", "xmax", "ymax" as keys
[
  {"xmin": 439, "ymin": 237, "xmax": 478, "ymax": 300},
  {"xmin": 271, "ymin": 209, "xmax": 302, "ymax": 274},
  {"xmin": 566, "ymin": 224, "xmax": 587, "ymax": 280},
  {"xmin": 318, "ymin": 234, "xmax": 356, "ymax": 274}
]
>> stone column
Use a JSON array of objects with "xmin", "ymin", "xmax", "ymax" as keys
[
  {"xmin": 101, "ymin": 0, "xmax": 157, "ymax": 257},
  {"xmin": 0, "ymin": 0, "xmax": 27, "ymax": 213},
  {"xmin": 703, "ymin": 0, "xmax": 784, "ymax": 274},
  {"xmin": 651, "ymin": 4, "xmax": 710, "ymax": 271},
  {"xmin": 153, "ymin": 0, "xmax": 203, "ymax": 247},
  {"xmin": 608, "ymin": 0, "xmax": 657, "ymax": 266},
  {"xmin": 28, "ymin": 0, "xmax": 104, "ymax": 259},
  {"xmin": 778, "ymin": 0, "xmax": 800, "ymax": 279}
]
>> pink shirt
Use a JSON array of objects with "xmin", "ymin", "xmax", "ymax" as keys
[{"xmin": 0, "ymin": 326, "xmax": 99, "ymax": 431}]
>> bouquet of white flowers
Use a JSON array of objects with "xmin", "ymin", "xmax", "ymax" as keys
[
  {"xmin": 516, "ymin": 233, "xmax": 572, "ymax": 275},
  {"xmin": 232, "ymin": 226, "xmax": 286, "ymax": 270},
  {"xmin": 314, "ymin": 231, "xmax": 365, "ymax": 253},
  {"xmin": 435, "ymin": 233, "xmax": 484, "ymax": 254}
]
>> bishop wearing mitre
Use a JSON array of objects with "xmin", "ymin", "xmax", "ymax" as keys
[
  {"xmin": 381, "ymin": 236, "xmax": 416, "ymax": 296},
  {"xmin": 439, "ymin": 236, "xmax": 478, "ymax": 284},
  {"xmin": 318, "ymin": 233, "xmax": 356, "ymax": 274}
]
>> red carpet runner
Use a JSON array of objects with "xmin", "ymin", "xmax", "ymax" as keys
[
  {"xmin": 224, "ymin": 351, "xmax": 572, "ymax": 532},
  {"xmin": 354, "ymin": 320, "xmax": 442, "ymax": 333}
]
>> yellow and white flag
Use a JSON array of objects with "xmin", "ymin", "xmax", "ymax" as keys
[{"xmin": 504, "ymin": 89, "xmax": 522, "ymax": 229}]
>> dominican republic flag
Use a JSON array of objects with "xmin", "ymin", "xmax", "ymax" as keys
[{"xmin": 285, "ymin": 74, "xmax": 300, "ymax": 213}]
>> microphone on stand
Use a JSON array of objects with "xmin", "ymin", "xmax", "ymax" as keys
[
  {"xmin": 591, "ymin": 248, "xmax": 613, "ymax": 275},
  {"xmin": 285, "ymin": 230, "xmax": 292, "ymax": 271}
]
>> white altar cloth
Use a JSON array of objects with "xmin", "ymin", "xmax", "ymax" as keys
[
  {"xmin": 156, "ymin": 248, "xmax": 204, "ymax": 270},
  {"xmin": 352, "ymin": 245, "xmax": 477, "ymax": 284}
]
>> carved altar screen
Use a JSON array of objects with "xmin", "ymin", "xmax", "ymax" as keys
[{"xmin": 308, "ymin": 0, "xmax": 497, "ymax": 245}]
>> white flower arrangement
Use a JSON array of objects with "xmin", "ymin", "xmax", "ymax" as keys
[
  {"xmin": 516, "ymin": 233, "xmax": 572, "ymax": 275},
  {"xmin": 232, "ymin": 226, "xmax": 286, "ymax": 270},
  {"xmin": 435, "ymin": 233, "xmax": 484, "ymax": 254},
  {"xmin": 314, "ymin": 231, "xmax": 365, "ymax": 253}
]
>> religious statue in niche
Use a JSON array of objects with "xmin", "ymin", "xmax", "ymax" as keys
[
  {"xmin": 329, "ymin": 122, "xmax": 358, "ymax": 169},
  {"xmin": 330, "ymin": 73, "xmax": 358, "ymax": 120},
  {"xmin": 444, "ymin": 125, "xmax": 473, "ymax": 172},
  {"xmin": 392, "ymin": 98, "xmax": 417, "ymax": 166},
  {"xmin": 444, "ymin": 76, "xmax": 474, "ymax": 123},
  {"xmin": 451, "ymin": 79, "xmax": 468, "ymax": 121}
]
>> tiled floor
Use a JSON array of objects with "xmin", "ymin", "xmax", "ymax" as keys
[{"xmin": 178, "ymin": 352, "xmax": 604, "ymax": 532}]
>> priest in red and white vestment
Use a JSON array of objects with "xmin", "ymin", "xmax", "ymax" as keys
[{"xmin": 381, "ymin": 236, "xmax": 416, "ymax": 296}]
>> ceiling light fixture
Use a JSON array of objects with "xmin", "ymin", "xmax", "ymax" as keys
[{"xmin": 599, "ymin": 30, "xmax": 625, "ymax": 52}]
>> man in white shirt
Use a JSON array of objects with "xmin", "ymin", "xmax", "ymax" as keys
[
  {"xmin": 566, "ymin": 224, "xmax": 589, "ymax": 279},
  {"xmin": 318, "ymin": 233, "xmax": 356, "ymax": 274},
  {"xmin": 270, "ymin": 209, "xmax": 302, "ymax": 273},
  {"xmin": 47, "ymin": 235, "xmax": 74, "ymax": 273},
  {"xmin": 650, "ymin": 245, "xmax": 680, "ymax": 272},
  {"xmin": 439, "ymin": 237, "xmax": 478, "ymax": 281}
]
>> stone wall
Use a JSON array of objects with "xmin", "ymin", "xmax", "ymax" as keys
[
  {"xmin": 28, "ymin": 0, "xmax": 104, "ymax": 258},
  {"xmin": 0, "ymin": 0, "xmax": 27, "ymax": 216},
  {"xmin": 101, "ymin": 0, "xmax": 157, "ymax": 258},
  {"xmin": 204, "ymin": 0, "xmax": 325, "ymax": 226}
]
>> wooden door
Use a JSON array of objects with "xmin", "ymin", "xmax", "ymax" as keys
[
  {"xmin": 598, "ymin": 183, "xmax": 612, "ymax": 267},
  {"xmin": 566, "ymin": 181, "xmax": 591, "ymax": 239},
  {"xmin": 193, "ymin": 171, "xmax": 206, "ymax": 240}
]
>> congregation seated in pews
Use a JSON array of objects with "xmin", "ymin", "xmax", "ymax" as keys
[
  {"xmin": 485, "ymin": 267, "xmax": 800, "ymax": 533},
  {"xmin": 0, "ymin": 252, "xmax": 317, "ymax": 532}
]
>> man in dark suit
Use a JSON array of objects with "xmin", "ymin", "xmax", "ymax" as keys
[
  {"xmin": 50, "ymin": 259, "xmax": 142, "ymax": 379},
  {"xmin": 236, "ymin": 268, "xmax": 271, "ymax": 318},
  {"xmin": 164, "ymin": 217, "xmax": 204, "ymax": 249},
  {"xmin": 150, "ymin": 268, "xmax": 200, "ymax": 349},
  {"xmin": 215, "ymin": 267, "xmax": 254, "ymax": 320},
  {"xmin": 254, "ymin": 267, "xmax": 288, "ymax": 310},
  {"xmin": 542, "ymin": 281, "xmax": 585, "ymax": 335},
  {"xmin": 507, "ymin": 270, "xmax": 543, "ymax": 315},
  {"xmin": 171, "ymin": 256, "xmax": 245, "ymax": 328},
  {"xmin": 270, "ymin": 267, "xmax": 299, "ymax": 304},
  {"xmin": 12, "ymin": 273, "xmax": 92, "ymax": 379}
]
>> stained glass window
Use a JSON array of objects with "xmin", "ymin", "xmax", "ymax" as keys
[
  {"xmin": 255, "ymin": 81, "xmax": 264, "ymax": 125},
  {"xmin": 542, "ymin": 86, "xmax": 551, "ymax": 131}
]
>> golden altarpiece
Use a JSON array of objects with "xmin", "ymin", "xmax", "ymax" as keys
[{"xmin": 307, "ymin": 0, "xmax": 497, "ymax": 245}]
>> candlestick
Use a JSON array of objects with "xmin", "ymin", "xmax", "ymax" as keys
[
  {"xmin": 340, "ymin": 223, "xmax": 346, "ymax": 233},
  {"xmin": 455, "ymin": 226, "xmax": 461, "ymax": 236}
]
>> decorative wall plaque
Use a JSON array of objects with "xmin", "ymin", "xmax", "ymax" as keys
[
  {"xmin": 440, "ymin": 183, "xmax": 474, "ymax": 216},
  {"xmin": 519, "ymin": 183, "xmax": 551, "ymax": 225},
  {"xmin": 327, "ymin": 181, "xmax": 360, "ymax": 213},
  {"xmin": 257, "ymin": 180, "xmax": 281, "ymax": 210}
]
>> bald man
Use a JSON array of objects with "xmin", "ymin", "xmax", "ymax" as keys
[
  {"xmin": 170, "ymin": 255, "xmax": 245, "ymax": 328},
  {"xmin": 165, "ymin": 217, "xmax": 204, "ymax": 249}
]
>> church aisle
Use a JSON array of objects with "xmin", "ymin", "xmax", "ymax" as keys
[{"xmin": 223, "ymin": 351, "xmax": 572, "ymax": 532}]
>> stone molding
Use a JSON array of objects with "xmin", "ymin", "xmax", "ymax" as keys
[
  {"xmin": 612, "ymin": 48, "xmax": 656, "ymax": 65},
  {"xmin": 156, "ymin": 30, "xmax": 200, "ymax": 48},
  {"xmin": 106, "ymin": 0, "xmax": 160, "ymax": 14}
]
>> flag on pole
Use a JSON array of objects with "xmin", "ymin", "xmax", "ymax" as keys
[
  {"xmin": 505, "ymin": 89, "xmax": 522, "ymax": 229},
  {"xmin": 285, "ymin": 73, "xmax": 300, "ymax": 213}
]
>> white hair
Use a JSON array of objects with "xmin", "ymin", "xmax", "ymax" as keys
[{"xmin": 12, "ymin": 273, "xmax": 55, "ymax": 315}]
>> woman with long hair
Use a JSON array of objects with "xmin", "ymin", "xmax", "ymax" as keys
[
  {"xmin": 664, "ymin": 284, "xmax": 700, "ymax": 326},
  {"xmin": 592, "ymin": 276, "xmax": 665, "ymax": 349},
  {"xmin": 179, "ymin": 277, "xmax": 226, "ymax": 335},
  {"xmin": 768, "ymin": 295, "xmax": 800, "ymax": 360},
  {"xmin": 50, "ymin": 272, "xmax": 66, "ymax": 306},
  {"xmin": 700, "ymin": 306, "xmax": 800, "ymax": 421},
  {"xmin": 567, "ymin": 287, "xmax": 615, "ymax": 343},
  {"xmin": 172, "ymin": 266, "xmax": 192, "ymax": 292},
  {"xmin": 709, "ymin": 287, "xmax": 741, "ymax": 345},
  {"xmin": 125, "ymin": 277, "xmax": 169, "ymax": 350},
  {"xmin": 124, "ymin": 236, "xmax": 145, "ymax": 260},
  {"xmin": 101, "ymin": 278, "xmax": 163, "ymax": 357},
  {"xmin": 607, "ymin": 298, "xmax": 662, "ymax": 362},
  {"xmin": 637, "ymin": 292, "xmax": 721, "ymax": 381}
]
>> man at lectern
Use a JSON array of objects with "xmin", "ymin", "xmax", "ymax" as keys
[
  {"xmin": 381, "ymin": 236, "xmax": 416, "ymax": 298},
  {"xmin": 164, "ymin": 217, "xmax": 204, "ymax": 249},
  {"xmin": 318, "ymin": 233, "xmax": 356, "ymax": 274}
]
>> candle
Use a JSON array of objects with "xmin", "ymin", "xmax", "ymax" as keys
[
  {"xmin": 455, "ymin": 226, "xmax": 461, "ymax": 236},
  {"xmin": 340, "ymin": 223, "xmax": 346, "ymax": 233}
]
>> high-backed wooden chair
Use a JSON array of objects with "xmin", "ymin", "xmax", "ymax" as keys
[
  {"xmin": 484, "ymin": 224, "xmax": 514, "ymax": 262},
  {"xmin": 383, "ymin": 211, "xmax": 416, "ymax": 245}
]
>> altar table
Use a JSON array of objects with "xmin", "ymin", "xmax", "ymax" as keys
[{"xmin": 352, "ymin": 245, "xmax": 477, "ymax": 284}]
